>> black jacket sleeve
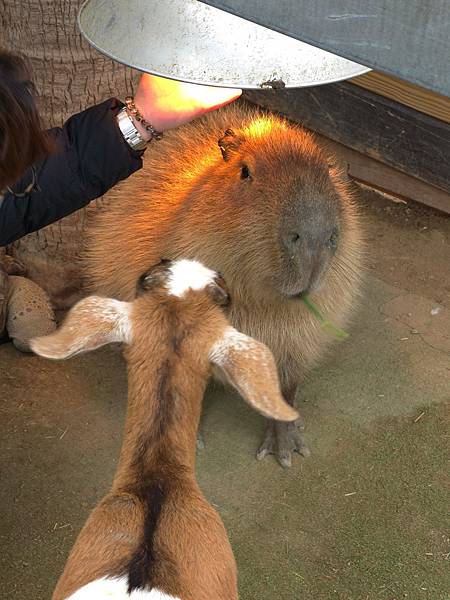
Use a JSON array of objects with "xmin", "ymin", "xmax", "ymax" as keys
[{"xmin": 0, "ymin": 98, "xmax": 144, "ymax": 247}]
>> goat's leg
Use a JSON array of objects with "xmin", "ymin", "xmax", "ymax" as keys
[
  {"xmin": 196, "ymin": 423, "xmax": 206, "ymax": 451},
  {"xmin": 53, "ymin": 493, "xmax": 143, "ymax": 600},
  {"xmin": 196, "ymin": 378, "xmax": 220, "ymax": 451},
  {"xmin": 256, "ymin": 386, "xmax": 310, "ymax": 468}
]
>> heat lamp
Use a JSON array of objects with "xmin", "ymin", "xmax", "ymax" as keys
[{"xmin": 78, "ymin": 0, "xmax": 369, "ymax": 89}]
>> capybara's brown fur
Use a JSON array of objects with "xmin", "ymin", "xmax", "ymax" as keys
[{"xmin": 85, "ymin": 104, "xmax": 363, "ymax": 463}]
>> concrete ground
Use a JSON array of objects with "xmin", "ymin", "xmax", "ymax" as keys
[{"xmin": 1, "ymin": 190, "xmax": 449, "ymax": 600}]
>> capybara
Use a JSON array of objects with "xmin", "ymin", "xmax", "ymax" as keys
[{"xmin": 85, "ymin": 103, "xmax": 363, "ymax": 467}]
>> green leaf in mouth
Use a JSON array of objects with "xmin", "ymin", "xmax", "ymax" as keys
[{"xmin": 300, "ymin": 295, "xmax": 349, "ymax": 341}]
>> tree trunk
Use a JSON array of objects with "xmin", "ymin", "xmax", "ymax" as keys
[{"xmin": 1, "ymin": 0, "xmax": 139, "ymax": 308}]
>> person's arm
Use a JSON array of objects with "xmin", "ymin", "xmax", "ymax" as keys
[
  {"xmin": 0, "ymin": 74, "xmax": 241, "ymax": 248},
  {"xmin": 0, "ymin": 98, "xmax": 142, "ymax": 247}
]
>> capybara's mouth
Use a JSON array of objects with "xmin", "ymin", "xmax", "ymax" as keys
[
  {"xmin": 281, "ymin": 288, "xmax": 309, "ymax": 300},
  {"xmin": 278, "ymin": 267, "xmax": 325, "ymax": 299},
  {"xmin": 286, "ymin": 292, "xmax": 308, "ymax": 301},
  {"xmin": 278, "ymin": 276, "xmax": 313, "ymax": 299}
]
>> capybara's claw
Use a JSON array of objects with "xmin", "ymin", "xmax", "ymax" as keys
[{"xmin": 256, "ymin": 420, "xmax": 310, "ymax": 468}]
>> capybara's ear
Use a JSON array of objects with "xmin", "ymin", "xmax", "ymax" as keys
[
  {"xmin": 31, "ymin": 296, "xmax": 132, "ymax": 360},
  {"xmin": 218, "ymin": 129, "xmax": 245, "ymax": 161},
  {"xmin": 209, "ymin": 326, "xmax": 298, "ymax": 421}
]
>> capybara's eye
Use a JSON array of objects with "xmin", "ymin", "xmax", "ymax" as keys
[
  {"xmin": 240, "ymin": 165, "xmax": 251, "ymax": 180},
  {"xmin": 327, "ymin": 227, "xmax": 339, "ymax": 250}
]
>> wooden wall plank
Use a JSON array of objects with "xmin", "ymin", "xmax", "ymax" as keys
[
  {"xmin": 350, "ymin": 72, "xmax": 450, "ymax": 124},
  {"xmin": 244, "ymin": 83, "xmax": 450, "ymax": 193},
  {"xmin": 318, "ymin": 136, "xmax": 450, "ymax": 215}
]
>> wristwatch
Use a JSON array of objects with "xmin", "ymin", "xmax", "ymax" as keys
[{"xmin": 116, "ymin": 106, "xmax": 148, "ymax": 151}]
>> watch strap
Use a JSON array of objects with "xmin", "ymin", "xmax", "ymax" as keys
[{"xmin": 116, "ymin": 107, "xmax": 148, "ymax": 151}]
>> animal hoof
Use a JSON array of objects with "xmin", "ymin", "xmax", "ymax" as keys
[
  {"xmin": 6, "ymin": 276, "xmax": 56, "ymax": 353},
  {"xmin": 295, "ymin": 415, "xmax": 305, "ymax": 431},
  {"xmin": 256, "ymin": 420, "xmax": 310, "ymax": 467},
  {"xmin": 196, "ymin": 431, "xmax": 205, "ymax": 452},
  {"xmin": 278, "ymin": 449, "xmax": 292, "ymax": 469}
]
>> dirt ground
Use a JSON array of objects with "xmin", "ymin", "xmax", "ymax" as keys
[{"xmin": 0, "ymin": 189, "xmax": 449, "ymax": 600}]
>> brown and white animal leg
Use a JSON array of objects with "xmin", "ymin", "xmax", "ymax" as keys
[
  {"xmin": 196, "ymin": 423, "xmax": 206, "ymax": 451},
  {"xmin": 256, "ymin": 386, "xmax": 310, "ymax": 468}
]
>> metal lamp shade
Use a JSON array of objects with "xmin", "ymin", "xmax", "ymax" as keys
[{"xmin": 78, "ymin": 0, "xmax": 369, "ymax": 89}]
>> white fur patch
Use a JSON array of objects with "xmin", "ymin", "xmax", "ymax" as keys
[
  {"xmin": 209, "ymin": 327, "xmax": 297, "ymax": 421},
  {"xmin": 209, "ymin": 326, "xmax": 257, "ymax": 363},
  {"xmin": 30, "ymin": 297, "xmax": 133, "ymax": 360},
  {"xmin": 166, "ymin": 259, "xmax": 216, "ymax": 298},
  {"xmin": 84, "ymin": 297, "xmax": 132, "ymax": 345},
  {"xmin": 66, "ymin": 576, "xmax": 180, "ymax": 599}
]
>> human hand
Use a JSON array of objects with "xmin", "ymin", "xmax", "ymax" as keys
[{"xmin": 133, "ymin": 74, "xmax": 242, "ymax": 135}]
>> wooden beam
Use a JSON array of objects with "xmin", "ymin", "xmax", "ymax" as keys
[
  {"xmin": 350, "ymin": 71, "xmax": 450, "ymax": 124},
  {"xmin": 318, "ymin": 136, "xmax": 450, "ymax": 215},
  {"xmin": 244, "ymin": 82, "xmax": 450, "ymax": 194}
]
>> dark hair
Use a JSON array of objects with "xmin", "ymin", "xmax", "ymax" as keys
[{"xmin": 0, "ymin": 50, "xmax": 54, "ymax": 191}]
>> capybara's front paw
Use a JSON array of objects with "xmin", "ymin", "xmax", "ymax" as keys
[{"xmin": 256, "ymin": 419, "xmax": 310, "ymax": 468}]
